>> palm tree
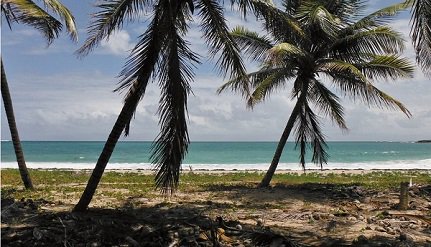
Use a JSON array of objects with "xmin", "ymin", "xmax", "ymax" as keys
[
  {"xmin": 1, "ymin": 0, "xmax": 77, "ymax": 189},
  {"xmin": 73, "ymin": 0, "xmax": 252, "ymax": 211},
  {"xmin": 219, "ymin": 0, "xmax": 414, "ymax": 187},
  {"xmin": 407, "ymin": 0, "xmax": 431, "ymax": 73},
  {"xmin": 1, "ymin": 60, "xmax": 35, "ymax": 189}
]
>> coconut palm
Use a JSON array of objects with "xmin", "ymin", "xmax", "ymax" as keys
[
  {"xmin": 1, "ymin": 0, "xmax": 77, "ymax": 189},
  {"xmin": 219, "ymin": 0, "xmax": 415, "ymax": 187},
  {"xmin": 73, "ymin": 0, "xmax": 252, "ymax": 211}
]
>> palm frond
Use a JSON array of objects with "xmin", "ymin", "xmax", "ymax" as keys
[
  {"xmin": 368, "ymin": 86, "xmax": 412, "ymax": 117},
  {"xmin": 305, "ymin": 103, "xmax": 328, "ymax": 168},
  {"xmin": 247, "ymin": 67, "xmax": 296, "ymax": 106},
  {"xmin": 42, "ymin": 0, "xmax": 77, "ymax": 41},
  {"xmin": 151, "ymin": 7, "xmax": 199, "ymax": 194},
  {"xmin": 230, "ymin": 0, "xmax": 277, "ymax": 18},
  {"xmin": 266, "ymin": 42, "xmax": 306, "ymax": 65},
  {"xmin": 409, "ymin": 0, "xmax": 431, "ymax": 72},
  {"xmin": 330, "ymin": 26, "xmax": 405, "ymax": 61},
  {"xmin": 293, "ymin": 95, "xmax": 308, "ymax": 169},
  {"xmin": 2, "ymin": 3, "xmax": 16, "ymax": 29},
  {"xmin": 3, "ymin": 0, "xmax": 62, "ymax": 44},
  {"xmin": 309, "ymin": 79, "xmax": 347, "ymax": 130},
  {"xmin": 296, "ymin": 3, "xmax": 341, "ymax": 40},
  {"xmin": 217, "ymin": 66, "xmax": 294, "ymax": 95},
  {"xmin": 283, "ymin": 0, "xmax": 301, "ymax": 14},
  {"xmin": 293, "ymin": 95, "xmax": 328, "ymax": 170},
  {"xmin": 229, "ymin": 0, "xmax": 258, "ymax": 17},
  {"xmin": 76, "ymin": 0, "xmax": 153, "ymax": 57},
  {"xmin": 321, "ymin": 0, "xmax": 366, "ymax": 22},
  {"xmin": 326, "ymin": 71, "xmax": 412, "ymax": 117},
  {"xmin": 231, "ymin": 26, "xmax": 273, "ymax": 62},
  {"xmin": 355, "ymin": 54, "xmax": 414, "ymax": 80},
  {"xmin": 351, "ymin": 1, "xmax": 410, "ymax": 30},
  {"xmin": 197, "ymin": 0, "xmax": 248, "ymax": 95},
  {"xmin": 116, "ymin": 0, "xmax": 183, "ymax": 93},
  {"xmin": 252, "ymin": 0, "xmax": 305, "ymax": 43},
  {"xmin": 295, "ymin": 119, "xmax": 308, "ymax": 170},
  {"xmin": 114, "ymin": 1, "xmax": 168, "ymax": 135},
  {"xmin": 318, "ymin": 59, "xmax": 367, "ymax": 82}
]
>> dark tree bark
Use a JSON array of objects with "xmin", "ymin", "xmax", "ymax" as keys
[
  {"xmin": 73, "ymin": 97, "xmax": 137, "ymax": 212},
  {"xmin": 259, "ymin": 100, "xmax": 301, "ymax": 188},
  {"xmin": 1, "ymin": 59, "xmax": 34, "ymax": 189}
]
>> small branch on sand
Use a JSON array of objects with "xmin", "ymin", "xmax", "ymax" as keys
[{"xmin": 58, "ymin": 217, "xmax": 68, "ymax": 247}]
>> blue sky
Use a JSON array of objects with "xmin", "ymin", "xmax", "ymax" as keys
[{"xmin": 1, "ymin": 0, "xmax": 430, "ymax": 141}]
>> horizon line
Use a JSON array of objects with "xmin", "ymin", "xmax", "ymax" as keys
[{"xmin": 1, "ymin": 140, "xmax": 422, "ymax": 143}]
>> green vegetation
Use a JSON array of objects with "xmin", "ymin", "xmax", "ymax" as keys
[
  {"xmin": 272, "ymin": 171, "xmax": 431, "ymax": 190},
  {"xmin": 2, "ymin": 169, "xmax": 430, "ymax": 204}
]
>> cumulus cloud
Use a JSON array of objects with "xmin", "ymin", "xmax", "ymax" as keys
[
  {"xmin": 1, "ymin": 2, "xmax": 430, "ymax": 142},
  {"xmin": 100, "ymin": 30, "xmax": 134, "ymax": 56}
]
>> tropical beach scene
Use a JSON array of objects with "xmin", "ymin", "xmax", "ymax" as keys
[{"xmin": 1, "ymin": 0, "xmax": 430, "ymax": 246}]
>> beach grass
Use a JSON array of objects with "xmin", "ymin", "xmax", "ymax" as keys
[{"xmin": 1, "ymin": 169, "xmax": 430, "ymax": 204}]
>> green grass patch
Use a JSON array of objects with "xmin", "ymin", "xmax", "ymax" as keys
[
  {"xmin": 1, "ymin": 169, "xmax": 430, "ymax": 204},
  {"xmin": 272, "ymin": 171, "xmax": 431, "ymax": 189}
]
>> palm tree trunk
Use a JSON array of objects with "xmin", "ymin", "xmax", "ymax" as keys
[
  {"xmin": 73, "ymin": 97, "xmax": 137, "ymax": 212},
  {"xmin": 1, "ymin": 59, "xmax": 34, "ymax": 190},
  {"xmin": 259, "ymin": 100, "xmax": 301, "ymax": 187},
  {"xmin": 74, "ymin": 24, "xmax": 160, "ymax": 211}
]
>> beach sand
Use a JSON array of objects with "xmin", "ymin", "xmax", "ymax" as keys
[
  {"xmin": 1, "ymin": 169, "xmax": 430, "ymax": 246},
  {"xmin": 69, "ymin": 168, "xmax": 431, "ymax": 174}
]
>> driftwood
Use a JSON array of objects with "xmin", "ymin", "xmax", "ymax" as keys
[{"xmin": 386, "ymin": 210, "xmax": 431, "ymax": 225}]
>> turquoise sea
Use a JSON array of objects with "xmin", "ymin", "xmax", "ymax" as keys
[{"xmin": 1, "ymin": 141, "xmax": 430, "ymax": 170}]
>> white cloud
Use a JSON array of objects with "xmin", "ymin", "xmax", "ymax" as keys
[
  {"xmin": 2, "ymin": 63, "xmax": 431, "ymax": 141},
  {"xmin": 100, "ymin": 30, "xmax": 134, "ymax": 56},
  {"xmin": 2, "ymin": 2, "xmax": 430, "ymax": 142}
]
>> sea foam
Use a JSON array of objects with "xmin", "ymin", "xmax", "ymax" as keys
[{"xmin": 1, "ymin": 159, "xmax": 430, "ymax": 170}]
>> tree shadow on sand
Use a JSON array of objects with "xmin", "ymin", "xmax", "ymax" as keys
[
  {"xmin": 1, "ymin": 198, "xmax": 420, "ymax": 247},
  {"xmin": 2, "ymin": 198, "xmax": 301, "ymax": 247},
  {"xmin": 2, "ymin": 185, "xmax": 429, "ymax": 246}
]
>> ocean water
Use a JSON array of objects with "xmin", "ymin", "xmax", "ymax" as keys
[{"xmin": 1, "ymin": 141, "xmax": 430, "ymax": 170}]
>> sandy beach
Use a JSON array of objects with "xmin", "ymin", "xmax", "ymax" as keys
[
  {"xmin": 2, "ymin": 169, "xmax": 430, "ymax": 246},
  {"xmin": 32, "ymin": 168, "xmax": 431, "ymax": 174}
]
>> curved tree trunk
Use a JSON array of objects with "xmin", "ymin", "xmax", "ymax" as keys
[
  {"xmin": 73, "ymin": 97, "xmax": 137, "ymax": 212},
  {"xmin": 259, "ymin": 100, "xmax": 302, "ymax": 188},
  {"xmin": 1, "ymin": 59, "xmax": 34, "ymax": 189},
  {"xmin": 74, "ymin": 17, "xmax": 160, "ymax": 211}
]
